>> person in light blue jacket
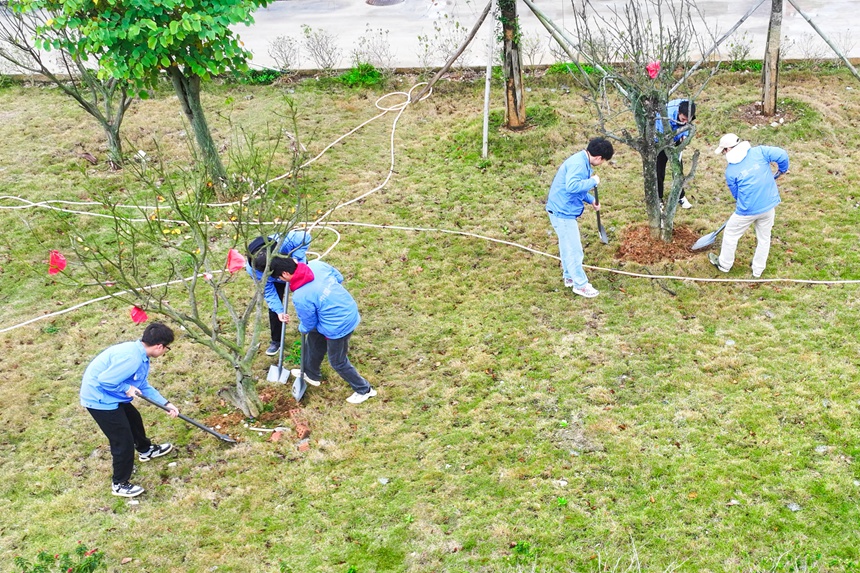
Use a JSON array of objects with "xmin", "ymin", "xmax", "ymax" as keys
[
  {"xmin": 245, "ymin": 229, "xmax": 312, "ymax": 356},
  {"xmin": 655, "ymin": 99, "xmax": 696, "ymax": 209},
  {"xmin": 257, "ymin": 255, "xmax": 376, "ymax": 404},
  {"xmin": 81, "ymin": 322, "xmax": 179, "ymax": 498},
  {"xmin": 546, "ymin": 137, "xmax": 614, "ymax": 298},
  {"xmin": 709, "ymin": 133, "xmax": 790, "ymax": 278}
]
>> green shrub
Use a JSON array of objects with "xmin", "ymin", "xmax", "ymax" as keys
[
  {"xmin": 337, "ymin": 63, "xmax": 384, "ymax": 88},
  {"xmin": 14, "ymin": 544, "xmax": 105, "ymax": 573},
  {"xmin": 546, "ymin": 62, "xmax": 601, "ymax": 75},
  {"xmin": 230, "ymin": 68, "xmax": 283, "ymax": 85}
]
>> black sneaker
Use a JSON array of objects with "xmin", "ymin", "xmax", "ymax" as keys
[
  {"xmin": 265, "ymin": 342, "xmax": 280, "ymax": 356},
  {"xmin": 139, "ymin": 443, "xmax": 173, "ymax": 462},
  {"xmin": 112, "ymin": 481, "xmax": 145, "ymax": 497}
]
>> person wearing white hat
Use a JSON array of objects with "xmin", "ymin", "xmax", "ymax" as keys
[{"xmin": 709, "ymin": 134, "xmax": 789, "ymax": 278}]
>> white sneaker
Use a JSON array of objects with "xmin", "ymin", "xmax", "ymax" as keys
[
  {"xmin": 290, "ymin": 369, "xmax": 320, "ymax": 386},
  {"xmin": 571, "ymin": 284, "xmax": 599, "ymax": 298},
  {"xmin": 112, "ymin": 481, "xmax": 145, "ymax": 497},
  {"xmin": 679, "ymin": 197, "xmax": 693, "ymax": 209},
  {"xmin": 346, "ymin": 388, "xmax": 377, "ymax": 404},
  {"xmin": 563, "ymin": 278, "xmax": 575, "ymax": 287}
]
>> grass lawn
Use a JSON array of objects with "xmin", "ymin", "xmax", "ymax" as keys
[{"xmin": 1, "ymin": 68, "xmax": 859, "ymax": 572}]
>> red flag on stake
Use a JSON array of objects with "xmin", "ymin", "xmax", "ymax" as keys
[
  {"xmin": 48, "ymin": 250, "xmax": 67, "ymax": 275},
  {"xmin": 226, "ymin": 249, "xmax": 246, "ymax": 273},
  {"xmin": 130, "ymin": 306, "xmax": 148, "ymax": 324}
]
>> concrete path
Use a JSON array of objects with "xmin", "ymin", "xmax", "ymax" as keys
[{"xmin": 240, "ymin": 0, "xmax": 859, "ymax": 70}]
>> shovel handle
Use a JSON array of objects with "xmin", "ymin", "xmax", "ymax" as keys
[{"xmin": 136, "ymin": 393, "xmax": 236, "ymax": 443}]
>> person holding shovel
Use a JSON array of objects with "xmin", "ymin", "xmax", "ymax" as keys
[
  {"xmin": 80, "ymin": 322, "xmax": 179, "ymax": 498},
  {"xmin": 255, "ymin": 254, "xmax": 376, "ymax": 404},
  {"xmin": 709, "ymin": 133, "xmax": 789, "ymax": 278},
  {"xmin": 546, "ymin": 137, "xmax": 614, "ymax": 298},
  {"xmin": 246, "ymin": 229, "xmax": 312, "ymax": 356},
  {"xmin": 656, "ymin": 99, "xmax": 696, "ymax": 209}
]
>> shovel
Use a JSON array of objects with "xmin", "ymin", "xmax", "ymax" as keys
[
  {"xmin": 691, "ymin": 172, "xmax": 783, "ymax": 251},
  {"xmin": 137, "ymin": 394, "xmax": 237, "ymax": 444},
  {"xmin": 267, "ymin": 288, "xmax": 290, "ymax": 384},
  {"xmin": 292, "ymin": 332, "xmax": 308, "ymax": 402},
  {"xmin": 594, "ymin": 185, "xmax": 609, "ymax": 244},
  {"xmin": 690, "ymin": 220, "xmax": 727, "ymax": 251}
]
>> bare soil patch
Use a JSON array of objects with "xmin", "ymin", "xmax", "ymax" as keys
[
  {"xmin": 615, "ymin": 224, "xmax": 702, "ymax": 264},
  {"xmin": 735, "ymin": 101, "xmax": 797, "ymax": 126}
]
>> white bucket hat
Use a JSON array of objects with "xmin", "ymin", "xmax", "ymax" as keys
[{"xmin": 714, "ymin": 133, "xmax": 741, "ymax": 154}]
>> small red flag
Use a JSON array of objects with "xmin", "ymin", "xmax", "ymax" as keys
[
  {"xmin": 226, "ymin": 249, "xmax": 246, "ymax": 273},
  {"xmin": 646, "ymin": 61, "xmax": 661, "ymax": 79},
  {"xmin": 48, "ymin": 250, "xmax": 67, "ymax": 275},
  {"xmin": 130, "ymin": 306, "xmax": 148, "ymax": 324}
]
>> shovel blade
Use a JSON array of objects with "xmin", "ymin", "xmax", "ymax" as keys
[
  {"xmin": 292, "ymin": 375, "xmax": 307, "ymax": 402},
  {"xmin": 598, "ymin": 224, "xmax": 609, "ymax": 244},
  {"xmin": 267, "ymin": 364, "xmax": 289, "ymax": 384},
  {"xmin": 690, "ymin": 233, "xmax": 716, "ymax": 251}
]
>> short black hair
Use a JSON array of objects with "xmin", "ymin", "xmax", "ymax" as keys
[
  {"xmin": 678, "ymin": 100, "xmax": 697, "ymax": 121},
  {"xmin": 587, "ymin": 137, "xmax": 614, "ymax": 161},
  {"xmin": 141, "ymin": 322, "xmax": 174, "ymax": 346},
  {"xmin": 267, "ymin": 255, "xmax": 297, "ymax": 278}
]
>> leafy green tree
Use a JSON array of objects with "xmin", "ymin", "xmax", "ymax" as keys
[{"xmin": 12, "ymin": 0, "xmax": 270, "ymax": 182}]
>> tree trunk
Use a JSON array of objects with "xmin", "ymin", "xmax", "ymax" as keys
[
  {"xmin": 635, "ymin": 93, "xmax": 664, "ymax": 238},
  {"xmin": 218, "ymin": 368, "xmax": 263, "ymax": 419},
  {"xmin": 104, "ymin": 123, "xmax": 123, "ymax": 169},
  {"xmin": 762, "ymin": 0, "xmax": 783, "ymax": 116},
  {"xmin": 168, "ymin": 67, "xmax": 227, "ymax": 182},
  {"xmin": 500, "ymin": 0, "xmax": 526, "ymax": 129}
]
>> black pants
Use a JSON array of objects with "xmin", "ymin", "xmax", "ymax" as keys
[
  {"xmin": 656, "ymin": 149, "xmax": 686, "ymax": 202},
  {"xmin": 269, "ymin": 281, "xmax": 287, "ymax": 344},
  {"xmin": 87, "ymin": 403, "xmax": 152, "ymax": 484}
]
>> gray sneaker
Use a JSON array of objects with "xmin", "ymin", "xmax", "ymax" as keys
[
  {"xmin": 708, "ymin": 252, "xmax": 728, "ymax": 273},
  {"xmin": 112, "ymin": 481, "xmax": 145, "ymax": 498},
  {"xmin": 265, "ymin": 342, "xmax": 280, "ymax": 356},
  {"xmin": 139, "ymin": 443, "xmax": 173, "ymax": 462}
]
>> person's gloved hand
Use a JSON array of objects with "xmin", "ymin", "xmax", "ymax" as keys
[{"xmin": 592, "ymin": 175, "xmax": 601, "ymax": 186}]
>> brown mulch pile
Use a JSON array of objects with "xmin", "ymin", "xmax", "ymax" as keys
[{"xmin": 614, "ymin": 224, "xmax": 703, "ymax": 264}]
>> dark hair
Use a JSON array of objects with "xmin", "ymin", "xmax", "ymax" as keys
[
  {"xmin": 587, "ymin": 137, "xmax": 614, "ymax": 161},
  {"xmin": 141, "ymin": 322, "xmax": 174, "ymax": 346},
  {"xmin": 678, "ymin": 100, "xmax": 697, "ymax": 121},
  {"xmin": 267, "ymin": 255, "xmax": 297, "ymax": 278}
]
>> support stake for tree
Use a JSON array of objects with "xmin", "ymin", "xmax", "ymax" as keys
[
  {"xmin": 785, "ymin": 0, "xmax": 860, "ymax": 83},
  {"xmin": 414, "ymin": 1, "xmax": 492, "ymax": 102},
  {"xmin": 482, "ymin": 0, "xmax": 496, "ymax": 158}
]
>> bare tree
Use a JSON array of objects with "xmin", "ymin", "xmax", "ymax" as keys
[
  {"xmin": 301, "ymin": 24, "xmax": 342, "ymax": 72},
  {"xmin": 54, "ymin": 113, "xmax": 310, "ymax": 417},
  {"xmin": 351, "ymin": 24, "xmax": 395, "ymax": 74},
  {"xmin": 268, "ymin": 35, "xmax": 300, "ymax": 76},
  {"xmin": 0, "ymin": 7, "xmax": 133, "ymax": 166},
  {"xmin": 536, "ymin": 0, "xmax": 717, "ymax": 241}
]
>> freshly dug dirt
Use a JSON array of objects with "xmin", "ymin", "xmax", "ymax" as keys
[{"xmin": 614, "ymin": 224, "xmax": 703, "ymax": 264}]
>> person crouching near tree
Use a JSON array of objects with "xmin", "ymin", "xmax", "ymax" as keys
[
  {"xmin": 255, "ymin": 254, "xmax": 377, "ymax": 404},
  {"xmin": 80, "ymin": 322, "xmax": 179, "ymax": 498},
  {"xmin": 546, "ymin": 136, "xmax": 614, "ymax": 298}
]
